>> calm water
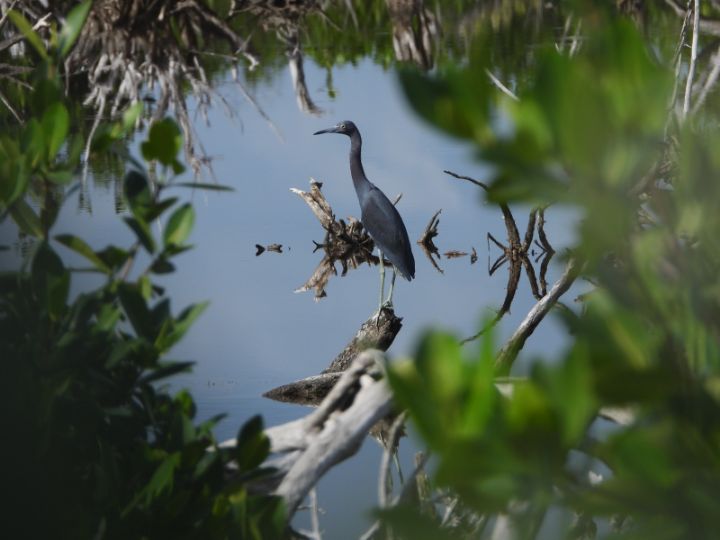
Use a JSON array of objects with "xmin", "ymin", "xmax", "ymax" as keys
[{"xmin": 0, "ymin": 57, "xmax": 582, "ymax": 539}]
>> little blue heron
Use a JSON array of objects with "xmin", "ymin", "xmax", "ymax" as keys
[{"xmin": 314, "ymin": 120, "xmax": 415, "ymax": 309}]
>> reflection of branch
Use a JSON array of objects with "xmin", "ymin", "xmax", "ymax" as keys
[
  {"xmin": 378, "ymin": 411, "xmax": 407, "ymax": 508},
  {"xmin": 536, "ymin": 207, "xmax": 554, "ymax": 253},
  {"xmin": 485, "ymin": 68, "xmax": 519, "ymax": 101},
  {"xmin": 445, "ymin": 170, "xmax": 558, "ymax": 343},
  {"xmin": 443, "ymin": 170, "xmax": 520, "ymax": 245},
  {"xmin": 495, "ymin": 256, "xmax": 582, "ymax": 373},
  {"xmin": 522, "ymin": 209, "xmax": 537, "ymax": 252},
  {"xmin": 682, "ymin": 0, "xmax": 700, "ymax": 117},
  {"xmin": 664, "ymin": 0, "xmax": 720, "ymax": 36},
  {"xmin": 287, "ymin": 36, "xmax": 324, "ymax": 116},
  {"xmin": 417, "ymin": 209, "xmax": 444, "ymax": 274},
  {"xmin": 385, "ymin": 0, "xmax": 438, "ymax": 70},
  {"xmin": 360, "ymin": 451, "xmax": 432, "ymax": 540}
]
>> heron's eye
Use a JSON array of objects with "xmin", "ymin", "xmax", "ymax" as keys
[{"xmin": 340, "ymin": 123, "xmax": 345, "ymax": 129}]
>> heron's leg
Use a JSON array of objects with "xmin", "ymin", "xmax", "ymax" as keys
[
  {"xmin": 384, "ymin": 267, "xmax": 397, "ymax": 307},
  {"xmin": 378, "ymin": 250, "xmax": 386, "ymax": 311}
]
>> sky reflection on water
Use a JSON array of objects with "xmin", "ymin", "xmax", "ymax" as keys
[{"xmin": 0, "ymin": 56, "xmax": 583, "ymax": 539}]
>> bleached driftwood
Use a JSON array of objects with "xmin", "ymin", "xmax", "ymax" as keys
[{"xmin": 222, "ymin": 350, "xmax": 393, "ymax": 515}]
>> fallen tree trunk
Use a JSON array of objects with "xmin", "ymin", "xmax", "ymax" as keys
[
  {"xmin": 222, "ymin": 350, "xmax": 393, "ymax": 514},
  {"xmin": 263, "ymin": 307, "xmax": 402, "ymax": 403}
]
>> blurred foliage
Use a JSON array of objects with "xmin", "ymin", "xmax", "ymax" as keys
[
  {"xmin": 1, "ymin": 11, "xmax": 283, "ymax": 539},
  {"xmin": 388, "ymin": 3, "xmax": 720, "ymax": 539}
]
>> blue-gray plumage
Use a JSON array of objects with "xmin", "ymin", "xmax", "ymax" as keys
[{"xmin": 314, "ymin": 120, "xmax": 415, "ymax": 308}]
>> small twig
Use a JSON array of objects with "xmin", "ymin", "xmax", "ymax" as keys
[
  {"xmin": 0, "ymin": 0, "xmax": 19, "ymax": 31},
  {"xmin": 536, "ymin": 207, "xmax": 554, "ymax": 253},
  {"xmin": 441, "ymin": 497, "xmax": 459, "ymax": 527},
  {"xmin": 444, "ymin": 169, "xmax": 522, "ymax": 248},
  {"xmin": 495, "ymin": 256, "xmax": 582, "ymax": 373},
  {"xmin": 309, "ymin": 488, "xmax": 322, "ymax": 540},
  {"xmin": 0, "ymin": 89, "xmax": 22, "ymax": 122},
  {"xmin": 522, "ymin": 209, "xmax": 537, "ymax": 252},
  {"xmin": 485, "ymin": 69, "xmax": 519, "ymax": 101},
  {"xmin": 443, "ymin": 169, "xmax": 489, "ymax": 190},
  {"xmin": 378, "ymin": 412, "xmax": 407, "ymax": 508},
  {"xmin": 487, "ymin": 232, "xmax": 506, "ymax": 251},
  {"xmin": 359, "ymin": 452, "xmax": 432, "ymax": 540},
  {"xmin": 488, "ymin": 253, "xmax": 507, "ymax": 276},
  {"xmin": 683, "ymin": 0, "xmax": 701, "ymax": 117},
  {"xmin": 692, "ymin": 45, "xmax": 720, "ymax": 113}
]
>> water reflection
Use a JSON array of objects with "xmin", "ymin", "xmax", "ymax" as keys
[
  {"xmin": 386, "ymin": 0, "xmax": 440, "ymax": 69},
  {"xmin": 231, "ymin": 0, "xmax": 325, "ymax": 114}
]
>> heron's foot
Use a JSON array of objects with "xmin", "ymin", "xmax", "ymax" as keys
[{"xmin": 381, "ymin": 298, "xmax": 394, "ymax": 309}]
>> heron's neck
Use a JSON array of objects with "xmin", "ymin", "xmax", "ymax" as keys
[{"xmin": 349, "ymin": 132, "xmax": 370, "ymax": 198}]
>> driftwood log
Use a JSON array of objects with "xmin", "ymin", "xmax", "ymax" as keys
[
  {"xmin": 264, "ymin": 306, "xmax": 402, "ymax": 403},
  {"xmin": 222, "ymin": 350, "xmax": 394, "ymax": 515}
]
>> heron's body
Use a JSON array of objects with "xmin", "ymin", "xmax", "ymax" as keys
[
  {"xmin": 314, "ymin": 120, "xmax": 415, "ymax": 306},
  {"xmin": 347, "ymin": 129, "xmax": 415, "ymax": 281}
]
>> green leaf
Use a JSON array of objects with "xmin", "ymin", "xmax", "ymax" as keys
[
  {"xmin": 22, "ymin": 118, "xmax": 45, "ymax": 169},
  {"xmin": 138, "ymin": 274, "xmax": 152, "ymax": 300},
  {"xmin": 164, "ymin": 203, "xmax": 194, "ymax": 247},
  {"xmin": 45, "ymin": 169, "xmax": 73, "ymax": 185},
  {"xmin": 58, "ymin": 0, "xmax": 91, "ymax": 58},
  {"xmin": 124, "ymin": 216, "xmax": 155, "ymax": 254},
  {"xmin": 124, "ymin": 170, "xmax": 154, "ymax": 218},
  {"xmin": 378, "ymin": 505, "xmax": 458, "ymax": 540},
  {"xmin": 150, "ymin": 257, "xmax": 175, "ymax": 274},
  {"xmin": 138, "ymin": 361, "xmax": 194, "ymax": 385},
  {"xmin": 8, "ymin": 10, "xmax": 49, "ymax": 60},
  {"xmin": 32, "ymin": 242, "xmax": 69, "ymax": 320},
  {"xmin": 144, "ymin": 197, "xmax": 178, "ymax": 222},
  {"xmin": 55, "ymin": 234, "xmax": 111, "ymax": 273},
  {"xmin": 95, "ymin": 246, "xmax": 130, "ymax": 271},
  {"xmin": 141, "ymin": 118, "xmax": 184, "ymax": 172},
  {"xmin": 41, "ymin": 102, "xmax": 69, "ymax": 160},
  {"xmin": 155, "ymin": 301, "xmax": 208, "ymax": 351},
  {"xmin": 143, "ymin": 452, "xmax": 181, "ymax": 505},
  {"xmin": 10, "ymin": 199, "xmax": 43, "ymax": 237},
  {"xmin": 66, "ymin": 133, "xmax": 84, "ymax": 166},
  {"xmin": 235, "ymin": 415, "xmax": 270, "ymax": 471},
  {"xmin": 122, "ymin": 101, "xmax": 143, "ymax": 132},
  {"xmin": 118, "ymin": 283, "xmax": 154, "ymax": 340}
]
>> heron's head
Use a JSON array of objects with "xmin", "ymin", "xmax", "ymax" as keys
[{"xmin": 313, "ymin": 120, "xmax": 358, "ymax": 137}]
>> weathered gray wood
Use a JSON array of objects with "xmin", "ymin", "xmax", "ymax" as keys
[
  {"xmin": 223, "ymin": 351, "xmax": 394, "ymax": 514},
  {"xmin": 290, "ymin": 179, "xmax": 336, "ymax": 231},
  {"xmin": 263, "ymin": 373, "xmax": 341, "ymax": 405},
  {"xmin": 276, "ymin": 378, "xmax": 393, "ymax": 514},
  {"xmin": 263, "ymin": 307, "xmax": 402, "ymax": 404},
  {"xmin": 323, "ymin": 306, "xmax": 402, "ymax": 373}
]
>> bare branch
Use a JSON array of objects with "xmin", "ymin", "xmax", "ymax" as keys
[
  {"xmin": 495, "ymin": 256, "xmax": 582, "ymax": 373},
  {"xmin": 485, "ymin": 68, "xmax": 519, "ymax": 101},
  {"xmin": 682, "ymin": 0, "xmax": 701, "ymax": 117}
]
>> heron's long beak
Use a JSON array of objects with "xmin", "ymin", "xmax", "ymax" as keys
[{"xmin": 313, "ymin": 127, "xmax": 338, "ymax": 135}]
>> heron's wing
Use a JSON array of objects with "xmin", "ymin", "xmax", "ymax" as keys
[{"xmin": 361, "ymin": 187, "xmax": 415, "ymax": 279}]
